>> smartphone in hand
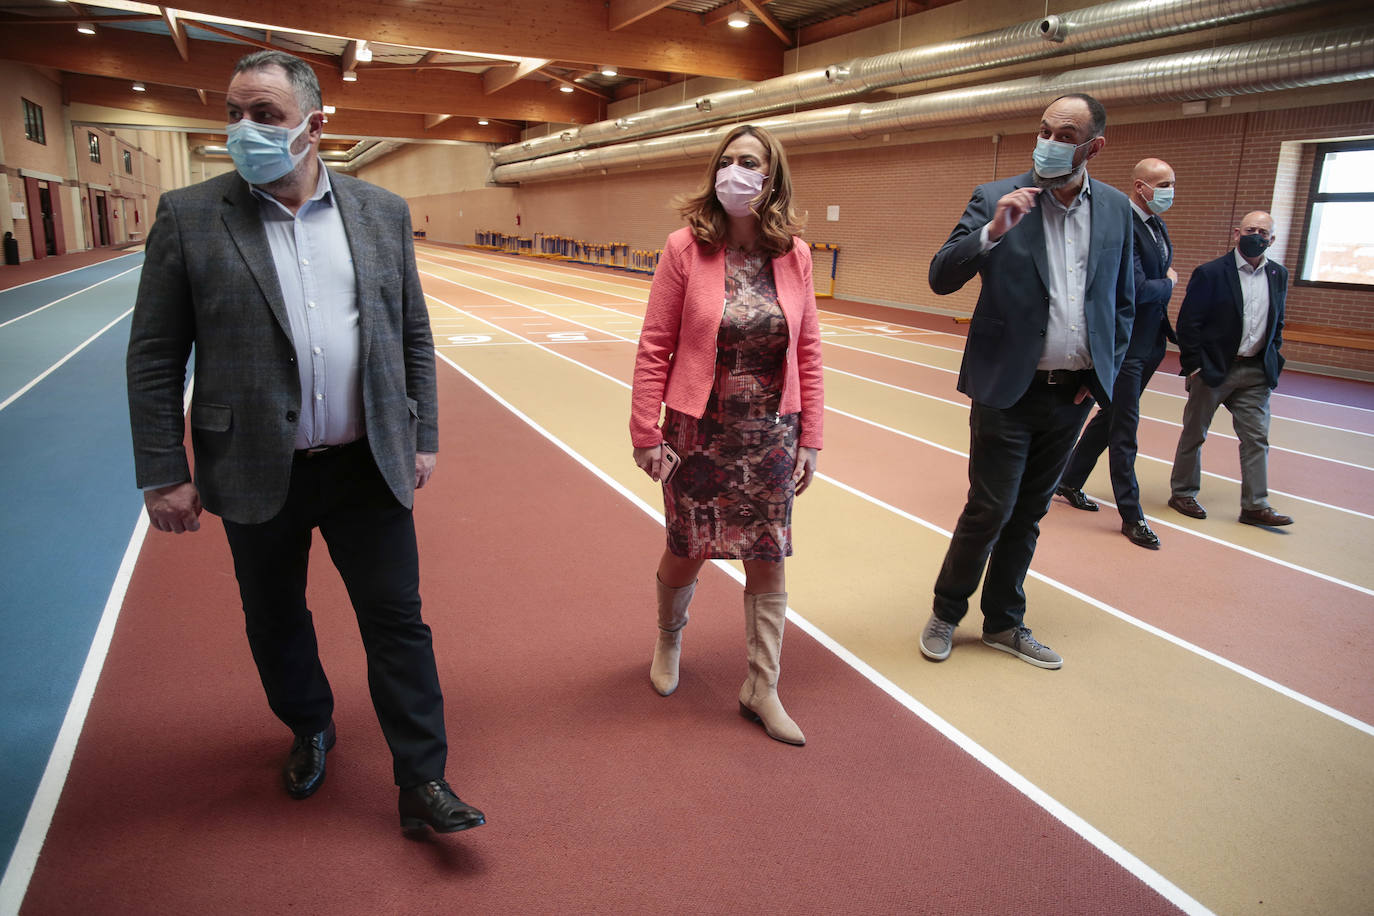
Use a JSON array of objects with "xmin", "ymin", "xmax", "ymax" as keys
[{"xmin": 659, "ymin": 443, "xmax": 681, "ymax": 483}]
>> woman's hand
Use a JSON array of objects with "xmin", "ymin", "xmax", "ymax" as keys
[
  {"xmin": 792, "ymin": 447, "xmax": 819, "ymax": 495},
  {"xmin": 633, "ymin": 444, "xmax": 664, "ymax": 481}
]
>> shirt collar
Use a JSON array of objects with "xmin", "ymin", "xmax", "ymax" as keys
[
  {"xmin": 1042, "ymin": 171, "xmax": 1092, "ymax": 210},
  {"xmin": 1233, "ymin": 247, "xmax": 1267, "ymax": 274},
  {"xmin": 250, "ymin": 159, "xmax": 333, "ymax": 216},
  {"xmin": 1130, "ymin": 200, "xmax": 1155, "ymax": 223}
]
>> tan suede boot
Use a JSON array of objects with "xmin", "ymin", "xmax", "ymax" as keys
[
  {"xmin": 738, "ymin": 592, "xmax": 805, "ymax": 745},
  {"xmin": 650, "ymin": 577, "xmax": 695, "ymax": 696}
]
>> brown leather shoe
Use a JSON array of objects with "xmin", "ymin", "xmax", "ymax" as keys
[
  {"xmin": 1239, "ymin": 507, "xmax": 1294, "ymax": 527},
  {"xmin": 1168, "ymin": 495, "xmax": 1207, "ymax": 519}
]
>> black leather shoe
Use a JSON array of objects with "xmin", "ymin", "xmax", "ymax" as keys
[
  {"xmin": 399, "ymin": 780, "xmax": 486, "ymax": 833},
  {"xmin": 1122, "ymin": 519, "xmax": 1161, "ymax": 550},
  {"xmin": 1056, "ymin": 485, "xmax": 1098, "ymax": 511},
  {"xmin": 1240, "ymin": 507, "xmax": 1294, "ymax": 527},
  {"xmin": 284, "ymin": 721, "xmax": 335, "ymax": 800},
  {"xmin": 1168, "ymin": 495, "xmax": 1207, "ymax": 519}
]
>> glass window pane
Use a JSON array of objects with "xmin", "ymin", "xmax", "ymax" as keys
[
  {"xmin": 1317, "ymin": 149, "xmax": 1374, "ymax": 195},
  {"xmin": 1302, "ymin": 200, "xmax": 1374, "ymax": 285}
]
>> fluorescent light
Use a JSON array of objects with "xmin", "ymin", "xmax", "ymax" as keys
[
  {"xmin": 322, "ymin": 104, "xmax": 336, "ymax": 114},
  {"xmin": 77, "ymin": 22, "xmax": 96, "ymax": 34},
  {"xmin": 342, "ymin": 70, "xmax": 358, "ymax": 82},
  {"xmin": 477, "ymin": 118, "xmax": 489, "ymax": 125},
  {"xmin": 131, "ymin": 81, "xmax": 146, "ymax": 92},
  {"xmin": 600, "ymin": 65, "xmax": 617, "ymax": 77},
  {"xmin": 558, "ymin": 85, "xmax": 574, "ymax": 93},
  {"xmin": 727, "ymin": 11, "xmax": 749, "ymax": 28}
]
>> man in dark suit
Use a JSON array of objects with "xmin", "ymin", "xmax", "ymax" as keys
[
  {"xmin": 922, "ymin": 94, "xmax": 1135, "ymax": 669},
  {"xmin": 1056, "ymin": 158, "xmax": 1179, "ymax": 549},
  {"xmin": 1168, "ymin": 210, "xmax": 1292, "ymax": 528},
  {"xmin": 126, "ymin": 51, "xmax": 485, "ymax": 833}
]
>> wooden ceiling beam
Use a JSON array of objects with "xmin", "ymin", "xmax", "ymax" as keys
[
  {"xmin": 0, "ymin": 26, "xmax": 599, "ymax": 123},
  {"xmin": 483, "ymin": 58, "xmax": 549, "ymax": 95},
  {"xmin": 607, "ymin": 0, "xmax": 675, "ymax": 32},
  {"xmin": 740, "ymin": 0, "xmax": 793, "ymax": 47},
  {"xmin": 160, "ymin": 7, "xmax": 190, "ymax": 61},
  {"xmin": 162, "ymin": 0, "xmax": 784, "ymax": 80},
  {"xmin": 535, "ymin": 68, "xmax": 612, "ymax": 101}
]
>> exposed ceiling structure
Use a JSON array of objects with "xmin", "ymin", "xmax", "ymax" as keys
[{"xmin": 0, "ymin": 0, "xmax": 954, "ymax": 161}]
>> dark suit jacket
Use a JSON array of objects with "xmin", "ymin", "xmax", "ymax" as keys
[
  {"xmin": 127, "ymin": 168, "xmax": 438, "ymax": 525},
  {"xmin": 1175, "ymin": 249, "xmax": 1287, "ymax": 390},
  {"xmin": 929, "ymin": 169, "xmax": 1135, "ymax": 409},
  {"xmin": 1128, "ymin": 210, "xmax": 1176, "ymax": 361}
]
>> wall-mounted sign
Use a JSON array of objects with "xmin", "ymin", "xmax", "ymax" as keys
[{"xmin": 11, "ymin": 202, "xmax": 26, "ymax": 220}]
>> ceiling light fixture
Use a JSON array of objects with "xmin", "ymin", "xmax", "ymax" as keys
[
  {"xmin": 76, "ymin": 22, "xmax": 95, "ymax": 34},
  {"xmin": 131, "ymin": 81, "xmax": 146, "ymax": 91},
  {"xmin": 342, "ymin": 70, "xmax": 358, "ymax": 82},
  {"xmin": 600, "ymin": 65, "xmax": 617, "ymax": 77},
  {"xmin": 477, "ymin": 118, "xmax": 489, "ymax": 125},
  {"xmin": 727, "ymin": 11, "xmax": 749, "ymax": 28},
  {"xmin": 323, "ymin": 104, "xmax": 336, "ymax": 114},
  {"xmin": 355, "ymin": 41, "xmax": 373, "ymax": 63},
  {"xmin": 558, "ymin": 84, "xmax": 574, "ymax": 93}
]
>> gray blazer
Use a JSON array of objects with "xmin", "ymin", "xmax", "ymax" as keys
[
  {"xmin": 929, "ymin": 169, "xmax": 1136, "ymax": 409},
  {"xmin": 127, "ymin": 168, "xmax": 439, "ymax": 525}
]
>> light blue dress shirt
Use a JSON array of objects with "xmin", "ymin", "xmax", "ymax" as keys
[{"xmin": 1036, "ymin": 177, "xmax": 1093, "ymax": 371}]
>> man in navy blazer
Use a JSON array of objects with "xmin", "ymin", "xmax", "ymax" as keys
[
  {"xmin": 127, "ymin": 51, "xmax": 485, "ymax": 833},
  {"xmin": 922, "ymin": 94, "xmax": 1135, "ymax": 670},
  {"xmin": 1057, "ymin": 158, "xmax": 1179, "ymax": 549},
  {"xmin": 1168, "ymin": 210, "xmax": 1292, "ymax": 528}
]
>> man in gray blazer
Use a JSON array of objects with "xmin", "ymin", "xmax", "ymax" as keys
[
  {"xmin": 922, "ymin": 94, "xmax": 1135, "ymax": 670},
  {"xmin": 127, "ymin": 51, "xmax": 484, "ymax": 834}
]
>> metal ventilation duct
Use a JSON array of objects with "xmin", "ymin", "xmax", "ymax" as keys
[
  {"xmin": 491, "ymin": 0, "xmax": 1322, "ymax": 166},
  {"xmin": 491, "ymin": 27, "xmax": 1374, "ymax": 184}
]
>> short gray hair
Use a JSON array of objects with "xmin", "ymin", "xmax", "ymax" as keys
[{"xmin": 233, "ymin": 50, "xmax": 322, "ymax": 114}]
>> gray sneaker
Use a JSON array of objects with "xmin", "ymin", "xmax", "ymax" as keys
[
  {"xmin": 920, "ymin": 614, "xmax": 956, "ymax": 661},
  {"xmin": 982, "ymin": 626, "xmax": 1062, "ymax": 669}
]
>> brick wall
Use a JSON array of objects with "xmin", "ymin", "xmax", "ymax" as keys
[{"xmin": 490, "ymin": 100, "xmax": 1374, "ymax": 375}]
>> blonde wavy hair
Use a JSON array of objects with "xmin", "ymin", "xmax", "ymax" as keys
[{"xmin": 676, "ymin": 124, "xmax": 805, "ymax": 258}]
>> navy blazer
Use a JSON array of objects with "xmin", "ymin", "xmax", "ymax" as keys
[
  {"xmin": 1175, "ymin": 250, "xmax": 1287, "ymax": 390},
  {"xmin": 1128, "ymin": 210, "xmax": 1177, "ymax": 361},
  {"xmin": 929, "ymin": 169, "xmax": 1135, "ymax": 409}
]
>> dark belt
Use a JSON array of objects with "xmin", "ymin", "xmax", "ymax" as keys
[
  {"xmin": 1234, "ymin": 354, "xmax": 1262, "ymax": 363},
  {"xmin": 295, "ymin": 438, "xmax": 366, "ymax": 460},
  {"xmin": 1032, "ymin": 368, "xmax": 1083, "ymax": 386}
]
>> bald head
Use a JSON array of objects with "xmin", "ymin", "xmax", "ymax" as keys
[{"xmin": 1130, "ymin": 158, "xmax": 1175, "ymax": 213}]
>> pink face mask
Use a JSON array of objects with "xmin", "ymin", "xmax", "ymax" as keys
[{"xmin": 715, "ymin": 163, "xmax": 768, "ymax": 218}]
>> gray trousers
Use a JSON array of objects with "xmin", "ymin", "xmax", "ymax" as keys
[{"xmin": 1170, "ymin": 359, "xmax": 1273, "ymax": 510}]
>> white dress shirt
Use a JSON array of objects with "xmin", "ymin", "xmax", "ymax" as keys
[{"xmin": 1233, "ymin": 248, "xmax": 1271, "ymax": 358}]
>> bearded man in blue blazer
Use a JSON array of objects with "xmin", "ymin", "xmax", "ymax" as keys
[
  {"xmin": 1057, "ymin": 158, "xmax": 1179, "ymax": 550},
  {"xmin": 922, "ymin": 94, "xmax": 1135, "ymax": 670},
  {"xmin": 127, "ymin": 51, "xmax": 485, "ymax": 833},
  {"xmin": 1168, "ymin": 210, "xmax": 1292, "ymax": 528}
]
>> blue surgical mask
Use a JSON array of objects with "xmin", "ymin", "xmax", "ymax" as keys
[
  {"xmin": 1146, "ymin": 185, "xmax": 1175, "ymax": 214},
  {"xmin": 1033, "ymin": 135, "xmax": 1091, "ymax": 179},
  {"xmin": 226, "ymin": 114, "xmax": 314, "ymax": 185}
]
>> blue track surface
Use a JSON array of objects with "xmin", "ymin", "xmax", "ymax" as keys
[{"xmin": 0, "ymin": 257, "xmax": 150, "ymax": 876}]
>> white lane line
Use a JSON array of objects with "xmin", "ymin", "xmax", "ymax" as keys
[
  {"xmin": 418, "ymin": 250, "xmax": 648, "ymax": 301},
  {"xmin": 0, "ymin": 252, "xmax": 141, "ymax": 298},
  {"xmin": 0, "ymin": 265, "xmax": 142, "ymax": 330},
  {"xmin": 0, "ymin": 380, "xmax": 190, "ymax": 913},
  {"xmin": 434, "ymin": 350, "xmax": 1210, "ymax": 916},
  {"xmin": 0, "ymin": 308, "xmax": 133, "ymax": 412}
]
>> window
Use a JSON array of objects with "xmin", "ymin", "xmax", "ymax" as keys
[
  {"xmin": 123, "ymin": 150, "xmax": 133, "ymax": 174},
  {"xmin": 1299, "ymin": 141, "xmax": 1374, "ymax": 287},
  {"xmin": 23, "ymin": 98, "xmax": 45, "ymax": 144},
  {"xmin": 88, "ymin": 132, "xmax": 102, "ymax": 163}
]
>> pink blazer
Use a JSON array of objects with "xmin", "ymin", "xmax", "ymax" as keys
[{"xmin": 630, "ymin": 227, "xmax": 825, "ymax": 449}]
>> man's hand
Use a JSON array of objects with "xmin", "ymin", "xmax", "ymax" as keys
[
  {"xmin": 145, "ymin": 481, "xmax": 202, "ymax": 533},
  {"xmin": 988, "ymin": 187, "xmax": 1042, "ymax": 242},
  {"xmin": 415, "ymin": 451, "xmax": 437, "ymax": 489},
  {"xmin": 1167, "ymin": 267, "xmax": 1179, "ymax": 285}
]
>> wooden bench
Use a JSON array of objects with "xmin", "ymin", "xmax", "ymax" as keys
[{"xmin": 1284, "ymin": 322, "xmax": 1374, "ymax": 352}]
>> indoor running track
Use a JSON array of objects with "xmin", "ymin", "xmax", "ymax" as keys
[{"xmin": 1, "ymin": 243, "xmax": 1372, "ymax": 914}]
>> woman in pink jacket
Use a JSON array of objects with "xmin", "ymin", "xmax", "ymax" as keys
[{"xmin": 630, "ymin": 124, "xmax": 824, "ymax": 746}]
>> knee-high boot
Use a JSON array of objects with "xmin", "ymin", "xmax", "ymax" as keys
[
  {"xmin": 738, "ymin": 592, "xmax": 805, "ymax": 746},
  {"xmin": 650, "ymin": 577, "xmax": 694, "ymax": 696}
]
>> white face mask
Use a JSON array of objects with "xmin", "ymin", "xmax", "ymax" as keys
[{"xmin": 715, "ymin": 163, "xmax": 768, "ymax": 218}]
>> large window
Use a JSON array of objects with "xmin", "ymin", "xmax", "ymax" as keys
[
  {"xmin": 23, "ymin": 98, "xmax": 45, "ymax": 144},
  {"xmin": 1299, "ymin": 141, "xmax": 1374, "ymax": 287},
  {"xmin": 88, "ymin": 132, "xmax": 102, "ymax": 163}
]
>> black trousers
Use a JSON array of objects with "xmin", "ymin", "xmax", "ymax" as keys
[
  {"xmin": 222, "ymin": 441, "xmax": 446, "ymax": 788},
  {"xmin": 933, "ymin": 379, "xmax": 1092, "ymax": 633},
  {"xmin": 1060, "ymin": 349, "xmax": 1165, "ymax": 523}
]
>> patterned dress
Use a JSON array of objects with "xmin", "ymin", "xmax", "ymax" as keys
[{"xmin": 661, "ymin": 247, "xmax": 799, "ymax": 560}]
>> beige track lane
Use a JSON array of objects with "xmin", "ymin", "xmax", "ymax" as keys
[{"xmin": 421, "ymin": 261, "xmax": 1374, "ymax": 916}]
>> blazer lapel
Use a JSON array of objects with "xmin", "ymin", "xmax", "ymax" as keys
[
  {"xmin": 330, "ymin": 171, "xmax": 374, "ymax": 370},
  {"xmin": 219, "ymin": 178, "xmax": 292, "ymax": 339},
  {"xmin": 1266, "ymin": 262, "xmax": 1284, "ymax": 339},
  {"xmin": 1015, "ymin": 174, "xmax": 1049, "ymax": 291},
  {"xmin": 1225, "ymin": 253, "xmax": 1245, "ymax": 319},
  {"xmin": 1084, "ymin": 179, "xmax": 1103, "ymax": 291}
]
